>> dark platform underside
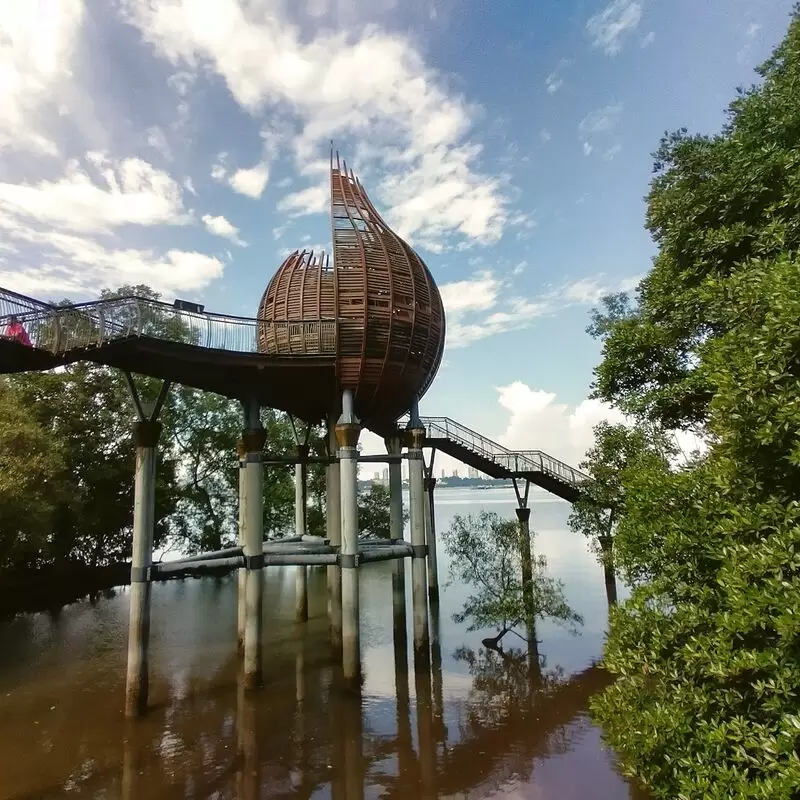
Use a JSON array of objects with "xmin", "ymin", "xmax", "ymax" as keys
[{"xmin": 0, "ymin": 338, "xmax": 339, "ymax": 424}]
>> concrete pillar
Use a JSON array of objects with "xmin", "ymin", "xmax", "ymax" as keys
[
  {"xmin": 326, "ymin": 414, "xmax": 343, "ymax": 647},
  {"xmin": 386, "ymin": 434, "xmax": 404, "ymax": 541},
  {"xmin": 125, "ymin": 419, "xmax": 160, "ymax": 717},
  {"xmin": 337, "ymin": 391, "xmax": 361, "ymax": 683},
  {"xmin": 242, "ymin": 417, "xmax": 266, "ymax": 690},
  {"xmin": 599, "ymin": 535, "xmax": 618, "ymax": 607},
  {"xmin": 407, "ymin": 417, "xmax": 430, "ymax": 659},
  {"xmin": 386, "ymin": 433, "xmax": 407, "ymax": 651},
  {"xmin": 236, "ymin": 666, "xmax": 259, "ymax": 800},
  {"xmin": 295, "ymin": 444, "xmax": 309, "ymax": 622},
  {"xmin": 423, "ymin": 476, "xmax": 440, "ymax": 603},
  {"xmin": 516, "ymin": 506, "xmax": 535, "ymax": 649},
  {"xmin": 237, "ymin": 438, "xmax": 247, "ymax": 652}
]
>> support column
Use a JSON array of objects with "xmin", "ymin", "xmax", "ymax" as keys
[
  {"xmin": 423, "ymin": 476, "xmax": 440, "ymax": 603},
  {"xmin": 516, "ymin": 506, "xmax": 534, "ymax": 619},
  {"xmin": 407, "ymin": 403, "xmax": 430, "ymax": 659},
  {"xmin": 295, "ymin": 443, "xmax": 309, "ymax": 622},
  {"xmin": 599, "ymin": 535, "xmax": 618, "ymax": 607},
  {"xmin": 242, "ymin": 401, "xmax": 266, "ymax": 690},
  {"xmin": 386, "ymin": 433, "xmax": 407, "ymax": 654},
  {"xmin": 326, "ymin": 414, "xmax": 343, "ymax": 647},
  {"xmin": 237, "ymin": 438, "xmax": 247, "ymax": 652},
  {"xmin": 125, "ymin": 419, "xmax": 160, "ymax": 717},
  {"xmin": 337, "ymin": 391, "xmax": 361, "ymax": 683}
]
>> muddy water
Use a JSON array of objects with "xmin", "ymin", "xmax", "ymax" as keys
[{"xmin": 0, "ymin": 488, "xmax": 646, "ymax": 799}]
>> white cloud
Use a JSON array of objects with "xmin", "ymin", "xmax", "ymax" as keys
[
  {"xmin": 229, "ymin": 163, "xmax": 269, "ymax": 198},
  {"xmin": 640, "ymin": 31, "xmax": 655, "ymax": 48},
  {"xmin": 0, "ymin": 0, "xmax": 85, "ymax": 155},
  {"xmin": 0, "ymin": 155, "xmax": 189, "ymax": 232},
  {"xmin": 277, "ymin": 184, "xmax": 328, "ymax": 217},
  {"xmin": 439, "ymin": 271, "xmax": 500, "ymax": 314},
  {"xmin": 120, "ymin": 0, "xmax": 510, "ymax": 251},
  {"xmin": 586, "ymin": 0, "xmax": 644, "ymax": 56},
  {"xmin": 603, "ymin": 143, "xmax": 622, "ymax": 161},
  {"xmin": 146, "ymin": 126, "xmax": 173, "ymax": 161},
  {"xmin": 0, "ymin": 222, "xmax": 224, "ymax": 297},
  {"xmin": 184, "ymin": 176, "xmax": 197, "ymax": 195},
  {"xmin": 546, "ymin": 72, "xmax": 564, "ymax": 95},
  {"xmin": 443, "ymin": 272, "xmax": 639, "ymax": 349},
  {"xmin": 202, "ymin": 213, "xmax": 246, "ymax": 245},
  {"xmin": 496, "ymin": 381, "xmax": 625, "ymax": 467},
  {"xmin": 579, "ymin": 104, "xmax": 623, "ymax": 157},
  {"xmin": 540, "ymin": 129, "xmax": 552, "ymax": 144}
]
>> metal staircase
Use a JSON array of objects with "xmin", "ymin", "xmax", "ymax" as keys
[{"xmin": 410, "ymin": 416, "xmax": 589, "ymax": 502}]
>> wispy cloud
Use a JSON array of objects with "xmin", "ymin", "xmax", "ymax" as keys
[
  {"xmin": 545, "ymin": 59, "xmax": 571, "ymax": 95},
  {"xmin": 120, "ymin": 0, "xmax": 511, "ymax": 253},
  {"xmin": 579, "ymin": 104, "xmax": 623, "ymax": 158},
  {"xmin": 442, "ymin": 270, "xmax": 639, "ymax": 348},
  {"xmin": 586, "ymin": 0, "xmax": 644, "ymax": 56}
]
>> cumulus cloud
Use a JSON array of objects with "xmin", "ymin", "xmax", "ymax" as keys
[
  {"xmin": 0, "ymin": 154, "xmax": 189, "ymax": 232},
  {"xmin": 277, "ymin": 184, "xmax": 328, "ymax": 216},
  {"xmin": 119, "ymin": 0, "xmax": 510, "ymax": 251},
  {"xmin": 0, "ymin": 0, "xmax": 85, "ymax": 155},
  {"xmin": 201, "ymin": 213, "xmax": 246, "ymax": 245},
  {"xmin": 229, "ymin": 163, "xmax": 269, "ymax": 198},
  {"xmin": 0, "ymin": 220, "xmax": 224, "ymax": 297},
  {"xmin": 496, "ymin": 381, "xmax": 625, "ymax": 467},
  {"xmin": 587, "ymin": 0, "xmax": 644, "ymax": 55}
]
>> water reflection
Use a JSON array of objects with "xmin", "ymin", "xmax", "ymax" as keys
[{"xmin": 0, "ymin": 490, "xmax": 644, "ymax": 799}]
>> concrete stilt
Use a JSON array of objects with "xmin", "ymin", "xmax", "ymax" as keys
[
  {"xmin": 599, "ymin": 535, "xmax": 618, "ymax": 607},
  {"xmin": 386, "ymin": 433, "xmax": 407, "ymax": 650},
  {"xmin": 326, "ymin": 414, "xmax": 343, "ymax": 647},
  {"xmin": 343, "ymin": 691, "xmax": 365, "ymax": 800},
  {"xmin": 242, "ymin": 405, "xmax": 266, "ymax": 690},
  {"xmin": 125, "ymin": 419, "xmax": 160, "ymax": 717},
  {"xmin": 237, "ymin": 438, "xmax": 247, "ymax": 652},
  {"xmin": 407, "ymin": 405, "xmax": 430, "ymax": 659},
  {"xmin": 423, "ymin": 476, "xmax": 440, "ymax": 603},
  {"xmin": 295, "ymin": 445, "xmax": 309, "ymax": 622},
  {"xmin": 236, "ymin": 666, "xmax": 260, "ymax": 800},
  {"xmin": 337, "ymin": 391, "xmax": 361, "ymax": 683},
  {"xmin": 516, "ymin": 506, "xmax": 534, "ymax": 620}
]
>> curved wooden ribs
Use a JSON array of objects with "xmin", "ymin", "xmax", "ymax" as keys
[{"xmin": 258, "ymin": 159, "xmax": 445, "ymax": 423}]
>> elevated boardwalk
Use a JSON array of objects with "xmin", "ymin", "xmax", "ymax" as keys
[{"xmin": 0, "ymin": 287, "xmax": 588, "ymax": 500}]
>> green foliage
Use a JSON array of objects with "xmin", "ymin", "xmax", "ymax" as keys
[
  {"xmin": 357, "ymin": 482, "xmax": 407, "ymax": 538},
  {"xmin": 568, "ymin": 421, "xmax": 676, "ymax": 569},
  {"xmin": 0, "ymin": 382, "xmax": 64, "ymax": 568},
  {"xmin": 590, "ymin": 8, "xmax": 800, "ymax": 430},
  {"xmin": 0, "ymin": 284, "xmax": 300, "ymax": 571},
  {"xmin": 442, "ymin": 511, "xmax": 582, "ymax": 635},
  {"xmin": 590, "ymin": 12, "xmax": 800, "ymax": 796}
]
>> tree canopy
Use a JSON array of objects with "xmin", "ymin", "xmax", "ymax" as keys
[{"xmin": 587, "ymin": 8, "xmax": 800, "ymax": 799}]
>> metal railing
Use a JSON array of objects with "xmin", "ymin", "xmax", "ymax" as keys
[
  {"xmin": 401, "ymin": 414, "xmax": 589, "ymax": 489},
  {"xmin": 0, "ymin": 289, "xmax": 338, "ymax": 356}
]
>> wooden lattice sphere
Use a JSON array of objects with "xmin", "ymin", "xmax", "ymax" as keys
[{"xmin": 258, "ymin": 163, "xmax": 446, "ymax": 424}]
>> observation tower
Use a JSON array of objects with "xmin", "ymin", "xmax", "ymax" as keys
[{"xmin": 257, "ymin": 154, "xmax": 446, "ymax": 426}]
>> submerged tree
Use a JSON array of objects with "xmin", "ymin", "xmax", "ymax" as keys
[{"xmin": 442, "ymin": 511, "xmax": 582, "ymax": 649}]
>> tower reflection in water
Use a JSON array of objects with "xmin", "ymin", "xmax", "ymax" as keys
[{"xmin": 114, "ymin": 588, "xmax": 640, "ymax": 800}]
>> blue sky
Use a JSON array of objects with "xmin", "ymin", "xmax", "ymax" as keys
[{"xmin": 0, "ymin": 0, "xmax": 794, "ymax": 468}]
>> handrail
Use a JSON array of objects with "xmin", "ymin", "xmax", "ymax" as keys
[
  {"xmin": 399, "ymin": 414, "xmax": 589, "ymax": 488},
  {"xmin": 0, "ymin": 290, "xmax": 338, "ymax": 356}
]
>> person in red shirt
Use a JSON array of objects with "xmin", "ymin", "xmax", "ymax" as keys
[{"xmin": 4, "ymin": 316, "xmax": 32, "ymax": 346}]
